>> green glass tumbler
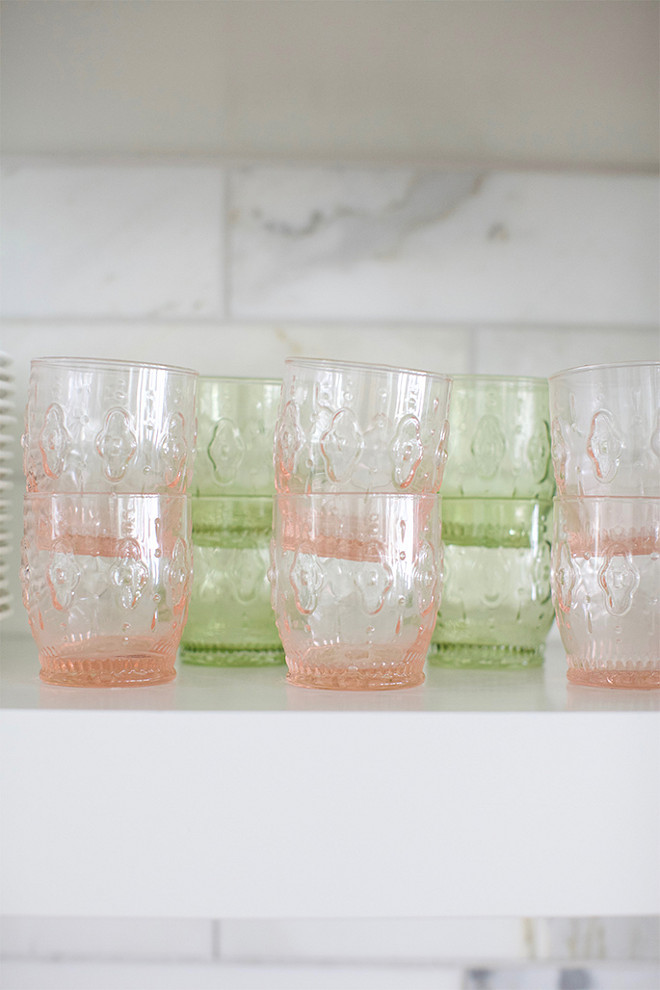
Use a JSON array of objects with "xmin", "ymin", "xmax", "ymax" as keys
[
  {"xmin": 441, "ymin": 375, "xmax": 554, "ymax": 499},
  {"xmin": 429, "ymin": 497, "xmax": 555, "ymax": 668},
  {"xmin": 193, "ymin": 376, "xmax": 281, "ymax": 496},
  {"xmin": 179, "ymin": 496, "xmax": 284, "ymax": 666}
]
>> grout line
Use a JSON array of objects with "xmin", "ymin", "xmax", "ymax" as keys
[
  {"xmin": 212, "ymin": 920, "xmax": 222, "ymax": 961},
  {"xmin": 2, "ymin": 153, "xmax": 657, "ymax": 177},
  {"xmin": 0, "ymin": 317, "xmax": 657, "ymax": 333}
]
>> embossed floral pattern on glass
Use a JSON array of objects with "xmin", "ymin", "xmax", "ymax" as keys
[
  {"xmin": 549, "ymin": 362, "xmax": 660, "ymax": 496},
  {"xmin": 440, "ymin": 375, "xmax": 554, "ymax": 499},
  {"xmin": 23, "ymin": 357, "xmax": 198, "ymax": 493},
  {"xmin": 39, "ymin": 403, "xmax": 72, "ymax": 480},
  {"xmin": 208, "ymin": 418, "xmax": 245, "ymax": 485},
  {"xmin": 270, "ymin": 492, "xmax": 440, "ymax": 689},
  {"xmin": 193, "ymin": 377, "xmax": 281, "ymax": 496},
  {"xmin": 551, "ymin": 496, "xmax": 660, "ymax": 689},
  {"xmin": 95, "ymin": 408, "xmax": 139, "ymax": 482},
  {"xmin": 274, "ymin": 358, "xmax": 451, "ymax": 494},
  {"xmin": 21, "ymin": 493, "xmax": 191, "ymax": 686},
  {"xmin": 47, "ymin": 541, "xmax": 81, "ymax": 611}
]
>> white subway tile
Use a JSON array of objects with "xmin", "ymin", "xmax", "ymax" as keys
[
  {"xmin": 0, "ymin": 917, "xmax": 214, "ymax": 962},
  {"xmin": 229, "ymin": 167, "xmax": 659, "ymax": 325},
  {"xmin": 240, "ymin": 324, "xmax": 471, "ymax": 377},
  {"xmin": 0, "ymin": 320, "xmax": 471, "ymax": 396},
  {"xmin": 219, "ymin": 918, "xmax": 529, "ymax": 962},
  {"xmin": 474, "ymin": 326, "xmax": 659, "ymax": 379},
  {"xmin": 0, "ymin": 959, "xmax": 464, "ymax": 990},
  {"xmin": 0, "ymin": 163, "xmax": 224, "ymax": 319},
  {"xmin": 3, "ymin": 960, "xmax": 658, "ymax": 990}
]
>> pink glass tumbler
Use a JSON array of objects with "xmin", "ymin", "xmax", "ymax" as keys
[
  {"xmin": 23, "ymin": 357, "xmax": 198, "ymax": 494},
  {"xmin": 552, "ymin": 496, "xmax": 659, "ymax": 689},
  {"xmin": 274, "ymin": 358, "xmax": 452, "ymax": 494},
  {"xmin": 21, "ymin": 493, "xmax": 192, "ymax": 686},
  {"xmin": 270, "ymin": 492, "xmax": 441, "ymax": 690}
]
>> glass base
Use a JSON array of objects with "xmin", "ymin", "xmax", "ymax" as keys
[
  {"xmin": 179, "ymin": 644, "xmax": 285, "ymax": 667},
  {"xmin": 39, "ymin": 648, "xmax": 177, "ymax": 687},
  {"xmin": 427, "ymin": 642, "xmax": 545, "ymax": 669},
  {"xmin": 567, "ymin": 665, "xmax": 660, "ymax": 690},
  {"xmin": 285, "ymin": 651, "xmax": 426, "ymax": 690}
]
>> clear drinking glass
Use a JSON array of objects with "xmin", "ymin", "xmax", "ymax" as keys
[
  {"xmin": 440, "ymin": 375, "xmax": 554, "ymax": 498},
  {"xmin": 274, "ymin": 358, "xmax": 452, "ymax": 493},
  {"xmin": 23, "ymin": 357, "xmax": 198, "ymax": 493},
  {"xmin": 270, "ymin": 492, "xmax": 441, "ymax": 689},
  {"xmin": 193, "ymin": 377, "xmax": 281, "ymax": 496},
  {"xmin": 179, "ymin": 496, "xmax": 284, "ymax": 666},
  {"xmin": 429, "ymin": 498, "xmax": 555, "ymax": 667},
  {"xmin": 21, "ymin": 493, "xmax": 192, "ymax": 686},
  {"xmin": 549, "ymin": 361, "xmax": 660, "ymax": 496},
  {"xmin": 552, "ymin": 496, "xmax": 660, "ymax": 689}
]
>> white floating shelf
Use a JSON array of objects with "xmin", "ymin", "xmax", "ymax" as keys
[{"xmin": 1, "ymin": 633, "xmax": 658, "ymax": 920}]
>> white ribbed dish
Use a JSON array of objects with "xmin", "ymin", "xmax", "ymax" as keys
[{"xmin": 0, "ymin": 352, "xmax": 15, "ymax": 620}]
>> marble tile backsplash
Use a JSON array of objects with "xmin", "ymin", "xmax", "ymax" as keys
[
  {"xmin": 1, "ymin": 163, "xmax": 224, "ymax": 319},
  {"xmin": 2, "ymin": 159, "xmax": 659, "ymax": 330},
  {"xmin": 473, "ymin": 325, "xmax": 659, "ymax": 378},
  {"xmin": 229, "ymin": 167, "xmax": 659, "ymax": 324}
]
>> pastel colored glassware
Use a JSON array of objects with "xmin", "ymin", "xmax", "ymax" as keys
[
  {"xmin": 23, "ymin": 357, "xmax": 198, "ymax": 494},
  {"xmin": 440, "ymin": 375, "xmax": 554, "ymax": 498},
  {"xmin": 180, "ymin": 496, "xmax": 284, "ymax": 666},
  {"xmin": 270, "ymin": 492, "xmax": 440, "ymax": 690},
  {"xmin": 549, "ymin": 361, "xmax": 660, "ymax": 496},
  {"xmin": 21, "ymin": 493, "xmax": 192, "ymax": 686},
  {"xmin": 552, "ymin": 496, "xmax": 660, "ymax": 689},
  {"xmin": 193, "ymin": 377, "xmax": 281, "ymax": 496},
  {"xmin": 274, "ymin": 358, "xmax": 452, "ymax": 494},
  {"xmin": 429, "ymin": 498, "xmax": 554, "ymax": 668}
]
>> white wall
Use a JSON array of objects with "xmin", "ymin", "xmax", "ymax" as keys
[{"xmin": 1, "ymin": 0, "xmax": 658, "ymax": 167}]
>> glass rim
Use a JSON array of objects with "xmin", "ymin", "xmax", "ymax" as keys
[
  {"xmin": 198, "ymin": 375, "xmax": 281, "ymax": 387},
  {"xmin": 450, "ymin": 373, "xmax": 548, "ymax": 388},
  {"xmin": 442, "ymin": 495, "xmax": 554, "ymax": 507},
  {"xmin": 548, "ymin": 360, "xmax": 659, "ymax": 382},
  {"xmin": 192, "ymin": 494, "xmax": 274, "ymax": 503},
  {"xmin": 31, "ymin": 356, "xmax": 199, "ymax": 377},
  {"xmin": 273, "ymin": 491, "xmax": 439, "ymax": 501},
  {"xmin": 23, "ymin": 492, "xmax": 190, "ymax": 502},
  {"xmin": 553, "ymin": 494, "xmax": 660, "ymax": 504},
  {"xmin": 284, "ymin": 356, "xmax": 452, "ymax": 383}
]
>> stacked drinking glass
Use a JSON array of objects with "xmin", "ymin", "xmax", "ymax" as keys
[
  {"xmin": 270, "ymin": 357, "xmax": 452, "ymax": 690},
  {"xmin": 20, "ymin": 357, "xmax": 198, "ymax": 686},
  {"xmin": 549, "ymin": 361, "xmax": 660, "ymax": 689},
  {"xmin": 428, "ymin": 375, "xmax": 556, "ymax": 668},
  {"xmin": 180, "ymin": 376, "xmax": 285, "ymax": 666},
  {"xmin": 0, "ymin": 351, "xmax": 15, "ymax": 622}
]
